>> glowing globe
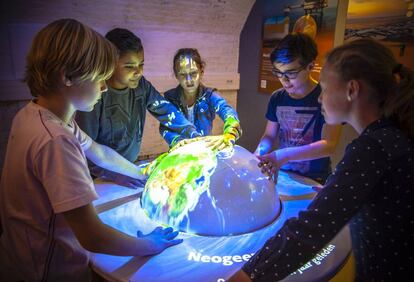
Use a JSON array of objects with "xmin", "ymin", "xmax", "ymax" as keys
[{"xmin": 141, "ymin": 142, "xmax": 281, "ymax": 236}]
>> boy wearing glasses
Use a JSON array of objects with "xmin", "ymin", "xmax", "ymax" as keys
[
  {"xmin": 76, "ymin": 28, "xmax": 201, "ymax": 189},
  {"xmin": 254, "ymin": 33, "xmax": 341, "ymax": 183}
]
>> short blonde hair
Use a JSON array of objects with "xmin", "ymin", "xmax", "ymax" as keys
[{"xmin": 25, "ymin": 18, "xmax": 118, "ymax": 97}]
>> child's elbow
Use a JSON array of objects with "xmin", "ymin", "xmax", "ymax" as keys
[
  {"xmin": 78, "ymin": 237, "xmax": 102, "ymax": 253},
  {"xmin": 324, "ymin": 142, "xmax": 337, "ymax": 156},
  {"xmin": 318, "ymin": 139, "xmax": 336, "ymax": 156}
]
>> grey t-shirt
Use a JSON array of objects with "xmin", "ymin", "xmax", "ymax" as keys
[{"xmin": 76, "ymin": 76, "xmax": 199, "ymax": 176}]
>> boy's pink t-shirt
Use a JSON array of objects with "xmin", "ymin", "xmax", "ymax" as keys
[{"xmin": 0, "ymin": 101, "xmax": 98, "ymax": 281}]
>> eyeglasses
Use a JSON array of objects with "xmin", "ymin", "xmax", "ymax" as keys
[{"xmin": 271, "ymin": 65, "xmax": 307, "ymax": 80}]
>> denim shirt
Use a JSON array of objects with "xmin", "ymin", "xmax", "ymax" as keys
[
  {"xmin": 160, "ymin": 85, "xmax": 241, "ymax": 146},
  {"xmin": 76, "ymin": 76, "xmax": 200, "ymax": 164}
]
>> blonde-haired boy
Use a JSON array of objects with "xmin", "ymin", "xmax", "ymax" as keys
[{"xmin": 0, "ymin": 18, "xmax": 181, "ymax": 281}]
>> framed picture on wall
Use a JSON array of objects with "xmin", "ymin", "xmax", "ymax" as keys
[
  {"xmin": 258, "ymin": 16, "xmax": 289, "ymax": 94},
  {"xmin": 258, "ymin": 0, "xmax": 339, "ymax": 94},
  {"xmin": 345, "ymin": 0, "xmax": 414, "ymax": 70}
]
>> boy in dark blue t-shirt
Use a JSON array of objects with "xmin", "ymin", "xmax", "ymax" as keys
[{"xmin": 254, "ymin": 33, "xmax": 341, "ymax": 183}]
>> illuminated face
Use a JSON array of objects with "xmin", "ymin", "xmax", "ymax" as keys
[
  {"xmin": 273, "ymin": 59, "xmax": 311, "ymax": 96},
  {"xmin": 109, "ymin": 50, "xmax": 144, "ymax": 89},
  {"xmin": 69, "ymin": 79, "xmax": 107, "ymax": 112},
  {"xmin": 319, "ymin": 64, "xmax": 350, "ymax": 124},
  {"xmin": 175, "ymin": 56, "xmax": 202, "ymax": 96}
]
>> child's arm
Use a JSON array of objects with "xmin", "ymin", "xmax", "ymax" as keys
[
  {"xmin": 254, "ymin": 120, "xmax": 280, "ymax": 156},
  {"xmin": 84, "ymin": 140, "xmax": 145, "ymax": 180},
  {"xmin": 63, "ymin": 203, "xmax": 182, "ymax": 256},
  {"xmin": 209, "ymin": 91, "xmax": 242, "ymax": 140},
  {"xmin": 143, "ymin": 79, "xmax": 200, "ymax": 146},
  {"xmin": 240, "ymin": 133, "xmax": 387, "ymax": 281},
  {"xmin": 159, "ymin": 123, "xmax": 184, "ymax": 148},
  {"xmin": 260, "ymin": 124, "xmax": 341, "ymax": 170}
]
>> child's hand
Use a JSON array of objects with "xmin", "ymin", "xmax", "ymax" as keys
[
  {"xmin": 169, "ymin": 136, "xmax": 204, "ymax": 152},
  {"xmin": 204, "ymin": 134, "xmax": 236, "ymax": 152},
  {"xmin": 137, "ymin": 226, "xmax": 183, "ymax": 255},
  {"xmin": 257, "ymin": 152, "xmax": 281, "ymax": 184}
]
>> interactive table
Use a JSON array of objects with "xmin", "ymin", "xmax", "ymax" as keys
[{"xmin": 91, "ymin": 144, "xmax": 352, "ymax": 282}]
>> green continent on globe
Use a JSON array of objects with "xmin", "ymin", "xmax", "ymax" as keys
[{"xmin": 142, "ymin": 142, "xmax": 217, "ymax": 226}]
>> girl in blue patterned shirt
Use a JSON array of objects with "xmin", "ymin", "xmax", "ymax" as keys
[{"xmin": 160, "ymin": 48, "xmax": 242, "ymax": 152}]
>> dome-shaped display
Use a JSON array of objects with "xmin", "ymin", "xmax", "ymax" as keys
[{"xmin": 141, "ymin": 142, "xmax": 281, "ymax": 236}]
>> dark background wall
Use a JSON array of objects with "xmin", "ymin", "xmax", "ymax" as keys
[
  {"xmin": 0, "ymin": 0, "xmax": 255, "ymax": 172},
  {"xmin": 237, "ymin": 0, "xmax": 286, "ymax": 152}
]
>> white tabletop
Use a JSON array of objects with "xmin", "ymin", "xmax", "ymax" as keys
[{"xmin": 90, "ymin": 172, "xmax": 351, "ymax": 282}]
